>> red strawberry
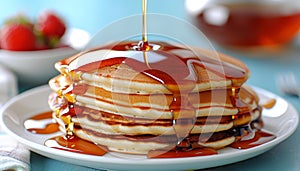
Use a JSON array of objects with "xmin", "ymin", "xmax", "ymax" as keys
[
  {"xmin": 36, "ymin": 11, "xmax": 66, "ymax": 48},
  {"xmin": 4, "ymin": 14, "xmax": 33, "ymax": 29},
  {"xmin": 0, "ymin": 23, "xmax": 36, "ymax": 51}
]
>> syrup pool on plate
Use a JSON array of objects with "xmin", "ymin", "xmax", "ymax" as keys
[{"xmin": 24, "ymin": 111, "xmax": 59, "ymax": 134}]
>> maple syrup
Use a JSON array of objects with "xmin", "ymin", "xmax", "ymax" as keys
[
  {"xmin": 231, "ymin": 130, "xmax": 276, "ymax": 149},
  {"xmin": 186, "ymin": 0, "xmax": 300, "ymax": 47},
  {"xmin": 142, "ymin": 0, "xmax": 148, "ymax": 45},
  {"xmin": 148, "ymin": 146, "xmax": 217, "ymax": 158},
  {"xmin": 23, "ymin": 110, "xmax": 108, "ymax": 156},
  {"xmin": 261, "ymin": 99, "xmax": 276, "ymax": 109},
  {"xmin": 24, "ymin": 111, "xmax": 59, "ymax": 134},
  {"xmin": 45, "ymin": 135, "xmax": 107, "ymax": 156}
]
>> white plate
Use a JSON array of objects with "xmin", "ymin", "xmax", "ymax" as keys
[{"xmin": 0, "ymin": 85, "xmax": 298, "ymax": 171}]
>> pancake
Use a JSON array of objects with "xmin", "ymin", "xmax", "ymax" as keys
[{"xmin": 48, "ymin": 41, "xmax": 262, "ymax": 155}]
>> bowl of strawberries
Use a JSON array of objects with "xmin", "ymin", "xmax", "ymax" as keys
[{"xmin": 0, "ymin": 10, "xmax": 90, "ymax": 89}]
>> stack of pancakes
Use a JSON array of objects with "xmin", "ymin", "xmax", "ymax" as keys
[{"xmin": 48, "ymin": 41, "xmax": 262, "ymax": 155}]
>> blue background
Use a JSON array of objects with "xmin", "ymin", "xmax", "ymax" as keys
[{"xmin": 0, "ymin": 0, "xmax": 187, "ymax": 35}]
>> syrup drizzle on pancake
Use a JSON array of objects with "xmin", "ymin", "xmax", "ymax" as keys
[{"xmin": 55, "ymin": 41, "xmax": 248, "ymax": 154}]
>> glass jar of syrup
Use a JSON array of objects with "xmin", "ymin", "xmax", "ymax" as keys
[{"xmin": 185, "ymin": 0, "xmax": 300, "ymax": 48}]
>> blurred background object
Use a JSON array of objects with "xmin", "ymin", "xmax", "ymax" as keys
[
  {"xmin": 0, "ymin": 28, "xmax": 89, "ymax": 89},
  {"xmin": 185, "ymin": 0, "xmax": 300, "ymax": 49},
  {"xmin": 0, "ymin": 64, "xmax": 17, "ymax": 107}
]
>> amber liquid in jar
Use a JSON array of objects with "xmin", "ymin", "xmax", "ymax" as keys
[{"xmin": 192, "ymin": 2, "xmax": 300, "ymax": 47}]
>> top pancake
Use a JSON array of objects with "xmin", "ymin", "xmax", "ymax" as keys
[{"xmin": 54, "ymin": 41, "xmax": 250, "ymax": 94}]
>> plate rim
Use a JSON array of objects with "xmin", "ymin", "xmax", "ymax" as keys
[{"xmin": 0, "ymin": 85, "xmax": 298, "ymax": 170}]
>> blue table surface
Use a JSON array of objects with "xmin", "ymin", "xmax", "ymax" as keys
[{"xmin": 2, "ymin": 0, "xmax": 300, "ymax": 170}]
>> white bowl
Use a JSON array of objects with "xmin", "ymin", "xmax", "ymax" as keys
[{"xmin": 0, "ymin": 28, "xmax": 90, "ymax": 89}]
